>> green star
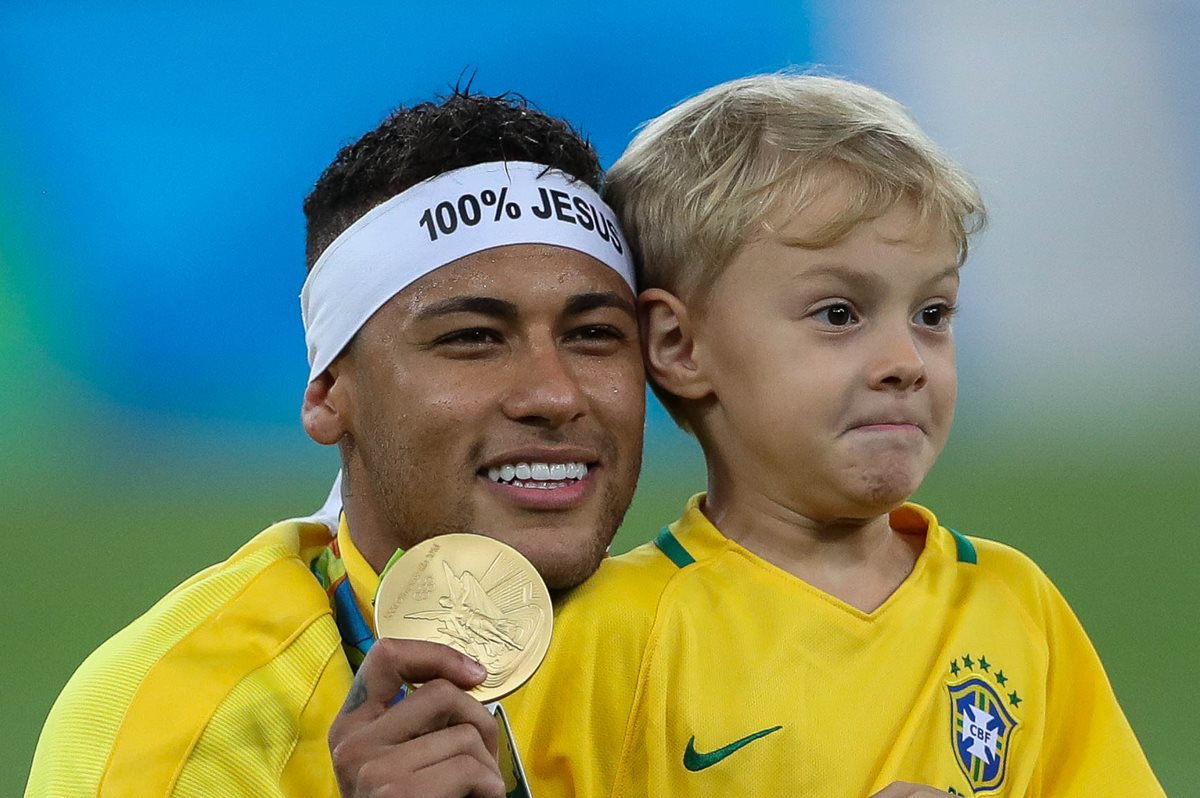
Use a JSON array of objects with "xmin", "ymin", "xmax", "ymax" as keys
[
  {"xmin": 962, "ymin": 654, "xmax": 975, "ymax": 670},
  {"xmin": 1008, "ymin": 691, "xmax": 1022, "ymax": 707},
  {"xmin": 996, "ymin": 670, "xmax": 1008, "ymax": 686},
  {"xmin": 950, "ymin": 659, "xmax": 960, "ymax": 676},
  {"xmin": 979, "ymin": 656, "xmax": 991, "ymax": 672}
]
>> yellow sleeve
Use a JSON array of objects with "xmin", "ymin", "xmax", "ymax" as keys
[
  {"xmin": 25, "ymin": 523, "xmax": 347, "ymax": 798},
  {"xmin": 1028, "ymin": 576, "xmax": 1165, "ymax": 797},
  {"xmin": 504, "ymin": 545, "xmax": 670, "ymax": 798}
]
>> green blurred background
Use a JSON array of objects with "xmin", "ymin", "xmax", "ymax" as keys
[{"xmin": 5, "ymin": 3, "xmax": 1196, "ymax": 795}]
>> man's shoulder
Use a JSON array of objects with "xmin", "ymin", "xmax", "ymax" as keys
[
  {"xmin": 26, "ymin": 518, "xmax": 343, "ymax": 797},
  {"xmin": 120, "ymin": 517, "xmax": 335, "ymax": 646}
]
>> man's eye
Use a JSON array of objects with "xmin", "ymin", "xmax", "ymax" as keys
[
  {"xmin": 814, "ymin": 303, "xmax": 856, "ymax": 327},
  {"xmin": 569, "ymin": 324, "xmax": 626, "ymax": 342},
  {"xmin": 434, "ymin": 328, "xmax": 501, "ymax": 346}
]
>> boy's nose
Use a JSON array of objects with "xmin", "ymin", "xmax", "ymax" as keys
[
  {"xmin": 500, "ymin": 344, "xmax": 588, "ymax": 427},
  {"xmin": 869, "ymin": 330, "xmax": 927, "ymax": 391}
]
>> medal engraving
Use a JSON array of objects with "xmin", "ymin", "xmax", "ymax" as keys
[{"xmin": 375, "ymin": 534, "xmax": 553, "ymax": 702}]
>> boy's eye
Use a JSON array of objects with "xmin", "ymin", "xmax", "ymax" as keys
[
  {"xmin": 915, "ymin": 303, "xmax": 957, "ymax": 329},
  {"xmin": 815, "ymin": 303, "xmax": 856, "ymax": 327}
]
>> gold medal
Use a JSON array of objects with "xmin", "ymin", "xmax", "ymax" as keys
[{"xmin": 374, "ymin": 534, "xmax": 553, "ymax": 704}]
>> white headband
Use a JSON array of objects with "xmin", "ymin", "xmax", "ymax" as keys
[{"xmin": 300, "ymin": 160, "xmax": 636, "ymax": 381}]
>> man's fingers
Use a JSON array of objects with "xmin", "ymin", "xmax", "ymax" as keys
[
  {"xmin": 372, "ymin": 678, "xmax": 499, "ymax": 760},
  {"xmin": 409, "ymin": 754, "xmax": 507, "ymax": 798},
  {"xmin": 328, "ymin": 705, "xmax": 496, "ymax": 792},
  {"xmin": 381, "ymin": 722, "xmax": 498, "ymax": 775},
  {"xmin": 342, "ymin": 727, "xmax": 503, "ymax": 798},
  {"xmin": 342, "ymin": 638, "xmax": 486, "ymax": 716}
]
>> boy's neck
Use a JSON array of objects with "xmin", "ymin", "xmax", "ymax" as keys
[{"xmin": 701, "ymin": 484, "xmax": 924, "ymax": 614}]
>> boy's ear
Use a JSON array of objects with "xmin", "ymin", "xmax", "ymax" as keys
[
  {"xmin": 301, "ymin": 365, "xmax": 351, "ymax": 446},
  {"xmin": 639, "ymin": 288, "xmax": 714, "ymax": 401}
]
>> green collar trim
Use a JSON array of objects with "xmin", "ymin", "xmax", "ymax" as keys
[
  {"xmin": 947, "ymin": 527, "xmax": 977, "ymax": 564},
  {"xmin": 655, "ymin": 521, "xmax": 976, "ymax": 567},
  {"xmin": 654, "ymin": 526, "xmax": 696, "ymax": 569}
]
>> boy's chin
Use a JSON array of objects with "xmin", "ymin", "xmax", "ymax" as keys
[{"xmin": 841, "ymin": 472, "xmax": 926, "ymax": 516}]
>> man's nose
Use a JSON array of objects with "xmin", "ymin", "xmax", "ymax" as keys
[{"xmin": 500, "ymin": 342, "xmax": 588, "ymax": 426}]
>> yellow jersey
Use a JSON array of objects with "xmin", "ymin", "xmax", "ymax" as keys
[
  {"xmin": 506, "ymin": 495, "xmax": 1164, "ymax": 797},
  {"xmin": 23, "ymin": 517, "xmax": 367, "ymax": 797}
]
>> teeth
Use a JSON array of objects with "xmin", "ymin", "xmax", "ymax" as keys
[{"xmin": 485, "ymin": 461, "xmax": 590, "ymax": 485}]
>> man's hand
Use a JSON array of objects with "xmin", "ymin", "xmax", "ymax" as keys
[
  {"xmin": 869, "ymin": 783, "xmax": 956, "ymax": 797},
  {"xmin": 328, "ymin": 638, "xmax": 505, "ymax": 798}
]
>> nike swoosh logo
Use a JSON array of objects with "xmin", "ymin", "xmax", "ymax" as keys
[{"xmin": 683, "ymin": 725, "xmax": 783, "ymax": 771}]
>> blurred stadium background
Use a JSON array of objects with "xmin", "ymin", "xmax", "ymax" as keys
[{"xmin": 3, "ymin": 3, "xmax": 1196, "ymax": 794}]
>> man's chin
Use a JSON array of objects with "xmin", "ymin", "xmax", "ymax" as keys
[
  {"xmin": 517, "ymin": 536, "xmax": 609, "ymax": 591},
  {"xmin": 537, "ymin": 556, "xmax": 604, "ymax": 591},
  {"xmin": 473, "ymin": 476, "xmax": 633, "ymax": 590}
]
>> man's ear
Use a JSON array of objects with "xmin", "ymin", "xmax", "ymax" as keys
[
  {"xmin": 639, "ymin": 288, "xmax": 713, "ymax": 401},
  {"xmin": 301, "ymin": 366, "xmax": 350, "ymax": 446}
]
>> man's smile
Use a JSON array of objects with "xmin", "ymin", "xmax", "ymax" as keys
[{"xmin": 486, "ymin": 461, "xmax": 590, "ymax": 486}]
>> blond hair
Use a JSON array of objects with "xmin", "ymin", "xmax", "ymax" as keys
[{"xmin": 605, "ymin": 72, "xmax": 986, "ymax": 306}]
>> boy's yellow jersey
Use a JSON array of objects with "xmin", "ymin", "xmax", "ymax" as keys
[{"xmin": 505, "ymin": 495, "xmax": 1164, "ymax": 797}]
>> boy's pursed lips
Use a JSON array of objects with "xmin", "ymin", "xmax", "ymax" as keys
[{"xmin": 843, "ymin": 415, "xmax": 928, "ymax": 434}]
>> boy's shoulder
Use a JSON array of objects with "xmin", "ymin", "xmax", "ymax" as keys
[
  {"xmin": 966, "ymin": 532, "xmax": 1045, "ymax": 577},
  {"xmin": 943, "ymin": 520, "xmax": 1077, "ymax": 631},
  {"xmin": 554, "ymin": 533, "xmax": 682, "ymax": 629},
  {"xmin": 554, "ymin": 494, "xmax": 729, "ymax": 620}
]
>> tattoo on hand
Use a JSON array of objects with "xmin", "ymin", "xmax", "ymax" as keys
[{"xmin": 342, "ymin": 673, "xmax": 368, "ymax": 713}]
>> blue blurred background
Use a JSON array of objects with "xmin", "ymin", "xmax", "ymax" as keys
[{"xmin": 4, "ymin": 3, "xmax": 1196, "ymax": 793}]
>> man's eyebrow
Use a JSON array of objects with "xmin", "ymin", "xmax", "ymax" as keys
[
  {"xmin": 564, "ymin": 291, "xmax": 636, "ymax": 317},
  {"xmin": 412, "ymin": 296, "xmax": 519, "ymax": 323}
]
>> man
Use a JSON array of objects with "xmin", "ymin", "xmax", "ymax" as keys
[{"xmin": 25, "ymin": 90, "xmax": 645, "ymax": 798}]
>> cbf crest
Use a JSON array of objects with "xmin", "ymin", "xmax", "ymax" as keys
[{"xmin": 946, "ymin": 654, "xmax": 1021, "ymax": 794}]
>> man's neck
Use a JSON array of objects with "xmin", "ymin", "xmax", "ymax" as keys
[{"xmin": 339, "ymin": 474, "xmax": 396, "ymax": 576}]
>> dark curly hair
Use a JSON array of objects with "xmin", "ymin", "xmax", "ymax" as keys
[{"xmin": 303, "ymin": 89, "xmax": 601, "ymax": 269}]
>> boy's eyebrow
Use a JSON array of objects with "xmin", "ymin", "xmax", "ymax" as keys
[
  {"xmin": 793, "ymin": 264, "xmax": 884, "ymax": 291},
  {"xmin": 412, "ymin": 296, "xmax": 519, "ymax": 323},
  {"xmin": 795, "ymin": 263, "xmax": 961, "ymax": 288},
  {"xmin": 923, "ymin": 264, "xmax": 962, "ymax": 284},
  {"xmin": 564, "ymin": 291, "xmax": 636, "ymax": 317}
]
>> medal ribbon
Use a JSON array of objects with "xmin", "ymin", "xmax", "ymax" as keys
[
  {"xmin": 310, "ymin": 536, "xmax": 375, "ymax": 670},
  {"xmin": 310, "ymin": 515, "xmax": 381, "ymax": 671}
]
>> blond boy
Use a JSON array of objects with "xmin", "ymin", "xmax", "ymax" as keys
[{"xmin": 504, "ymin": 74, "xmax": 1163, "ymax": 797}]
